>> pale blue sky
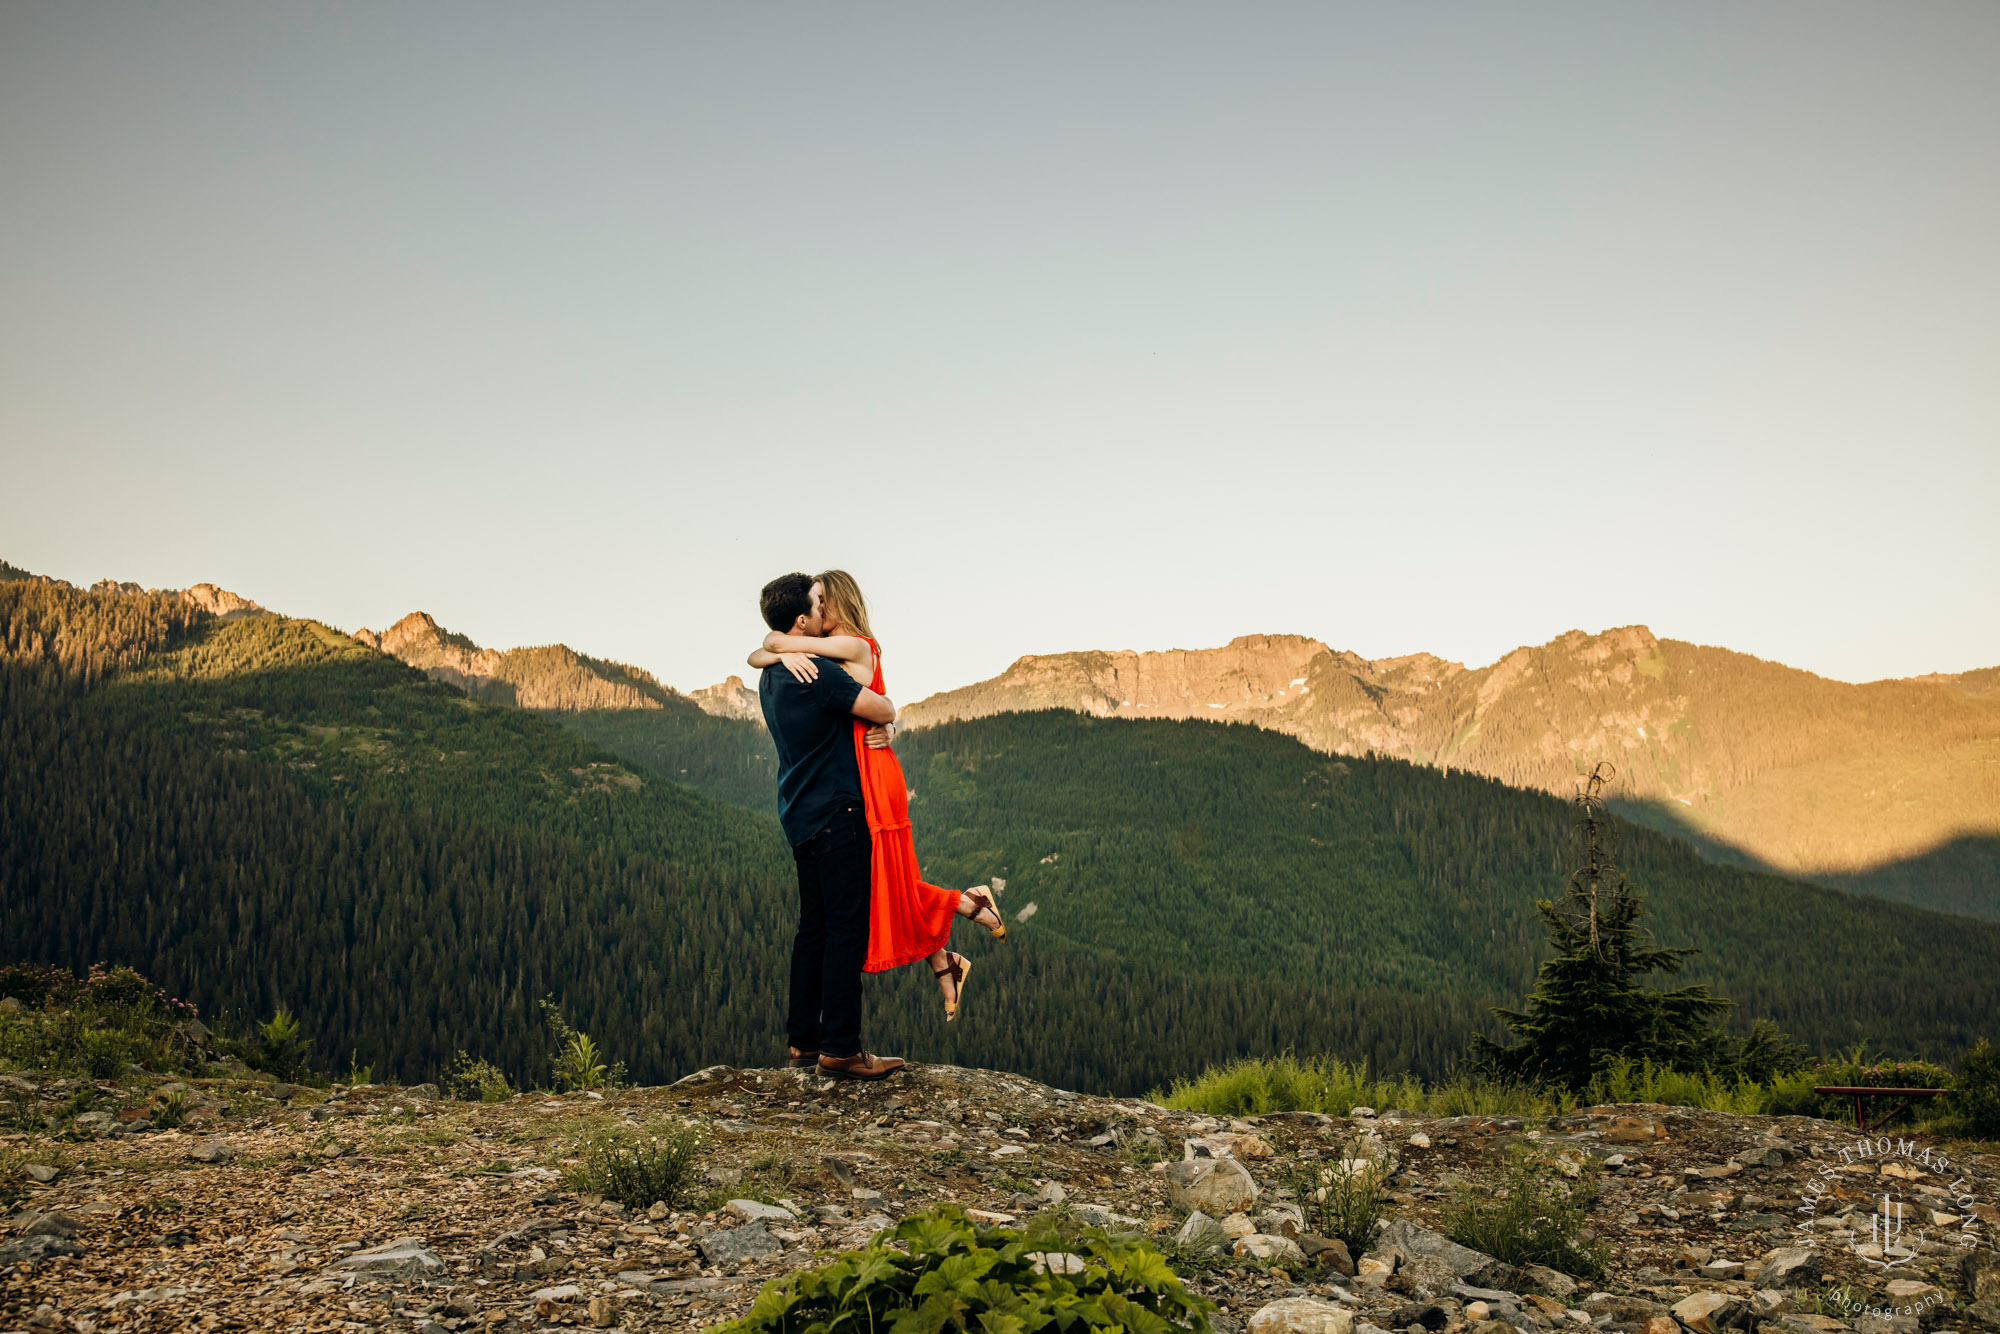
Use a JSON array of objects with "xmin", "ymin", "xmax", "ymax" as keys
[{"xmin": 4, "ymin": 3, "xmax": 1996, "ymax": 702}]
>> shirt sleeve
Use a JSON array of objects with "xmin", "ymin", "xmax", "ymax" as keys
[{"xmin": 811, "ymin": 659, "xmax": 865, "ymax": 716}]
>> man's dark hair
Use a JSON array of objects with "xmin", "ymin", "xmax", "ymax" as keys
[{"xmin": 760, "ymin": 573, "xmax": 815, "ymax": 633}]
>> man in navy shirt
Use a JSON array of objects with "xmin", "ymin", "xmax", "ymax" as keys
[{"xmin": 757, "ymin": 573, "xmax": 904, "ymax": 1081}]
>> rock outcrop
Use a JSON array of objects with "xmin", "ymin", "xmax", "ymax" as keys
[
  {"xmin": 691, "ymin": 675, "xmax": 764, "ymax": 725},
  {"xmin": 352, "ymin": 611, "xmax": 696, "ymax": 715},
  {"xmin": 178, "ymin": 583, "xmax": 270, "ymax": 619}
]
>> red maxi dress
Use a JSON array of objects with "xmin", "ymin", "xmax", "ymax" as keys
[{"xmin": 854, "ymin": 640, "xmax": 960, "ymax": 973}]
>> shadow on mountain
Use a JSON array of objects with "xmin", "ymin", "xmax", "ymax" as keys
[{"xmin": 1615, "ymin": 797, "xmax": 2000, "ymax": 922}]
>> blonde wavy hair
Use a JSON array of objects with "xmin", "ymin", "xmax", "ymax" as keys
[{"xmin": 816, "ymin": 569, "xmax": 875, "ymax": 642}]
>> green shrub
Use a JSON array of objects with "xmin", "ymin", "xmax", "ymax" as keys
[
  {"xmin": 447, "ymin": 1051, "xmax": 514, "ymax": 1102},
  {"xmin": 716, "ymin": 1206, "xmax": 1215, "ymax": 1334},
  {"xmin": 1944, "ymin": 1039, "xmax": 2000, "ymax": 1140},
  {"xmin": 563, "ymin": 1121, "xmax": 705, "ymax": 1211},
  {"xmin": 1443, "ymin": 1145, "xmax": 1606, "ymax": 1278},
  {"xmin": 1283, "ymin": 1139, "xmax": 1390, "ymax": 1254},
  {"xmin": 0, "ymin": 963, "xmax": 206, "ymax": 1078},
  {"xmin": 257, "ymin": 1007, "xmax": 309, "ymax": 1079},
  {"xmin": 1584, "ymin": 1058, "xmax": 1767, "ymax": 1114},
  {"xmin": 541, "ymin": 998, "xmax": 625, "ymax": 1093},
  {"xmin": 154, "ymin": 1089, "xmax": 192, "ymax": 1129}
]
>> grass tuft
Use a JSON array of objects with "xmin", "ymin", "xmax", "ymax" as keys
[{"xmin": 563, "ymin": 1120, "xmax": 705, "ymax": 1211}]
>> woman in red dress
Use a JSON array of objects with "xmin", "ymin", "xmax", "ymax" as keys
[{"xmin": 748, "ymin": 570, "xmax": 1005, "ymax": 1018}]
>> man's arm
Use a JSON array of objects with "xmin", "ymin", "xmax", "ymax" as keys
[{"xmin": 851, "ymin": 688, "xmax": 896, "ymax": 725}]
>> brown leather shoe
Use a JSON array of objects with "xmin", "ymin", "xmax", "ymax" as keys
[
  {"xmin": 787, "ymin": 1047, "xmax": 819, "ymax": 1068},
  {"xmin": 817, "ymin": 1051, "xmax": 905, "ymax": 1081}
]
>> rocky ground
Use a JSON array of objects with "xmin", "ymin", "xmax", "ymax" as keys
[{"xmin": 3, "ymin": 1062, "xmax": 1996, "ymax": 1334}]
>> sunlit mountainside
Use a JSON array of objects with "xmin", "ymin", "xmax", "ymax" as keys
[{"xmin": 901, "ymin": 628, "xmax": 2000, "ymax": 918}]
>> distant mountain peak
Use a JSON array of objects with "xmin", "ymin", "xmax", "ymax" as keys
[
  {"xmin": 353, "ymin": 610, "xmax": 692, "ymax": 715},
  {"xmin": 691, "ymin": 675, "xmax": 763, "ymax": 725},
  {"xmin": 179, "ymin": 583, "xmax": 270, "ymax": 620}
]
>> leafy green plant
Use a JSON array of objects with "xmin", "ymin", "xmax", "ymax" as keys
[
  {"xmin": 343, "ymin": 1049, "xmax": 374, "ymax": 1085},
  {"xmin": 153, "ymin": 1088, "xmax": 192, "ymax": 1129},
  {"xmin": 716, "ymin": 1206, "xmax": 1215, "ymax": 1334},
  {"xmin": 1443, "ymin": 1145, "xmax": 1606, "ymax": 1278},
  {"xmin": 447, "ymin": 1051, "xmax": 514, "ymax": 1102},
  {"xmin": 1284, "ymin": 1139, "xmax": 1391, "ymax": 1254},
  {"xmin": 563, "ymin": 1120, "xmax": 705, "ymax": 1211},
  {"xmin": 1, "ymin": 1086, "xmax": 45, "ymax": 1133},
  {"xmin": 257, "ymin": 1007, "xmax": 308, "ymax": 1079},
  {"xmin": 541, "ymin": 997, "xmax": 624, "ymax": 1092}
]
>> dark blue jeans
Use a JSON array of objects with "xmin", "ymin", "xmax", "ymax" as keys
[{"xmin": 788, "ymin": 804, "xmax": 870, "ymax": 1059}]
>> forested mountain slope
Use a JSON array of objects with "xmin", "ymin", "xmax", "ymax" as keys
[
  {"xmin": 902, "ymin": 627, "xmax": 2000, "ymax": 917},
  {"xmin": 7, "ymin": 577, "xmax": 1998, "ymax": 1097}
]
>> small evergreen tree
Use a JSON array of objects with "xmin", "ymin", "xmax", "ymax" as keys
[{"xmin": 1471, "ymin": 764, "xmax": 1775, "ymax": 1091}]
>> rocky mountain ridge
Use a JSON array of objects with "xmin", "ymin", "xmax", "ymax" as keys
[
  {"xmin": 902, "ymin": 628, "xmax": 2000, "ymax": 909},
  {"xmin": 350, "ymin": 611, "xmax": 704, "ymax": 716},
  {"xmin": 3, "ymin": 1061, "xmax": 1995, "ymax": 1333},
  {"xmin": 0, "ymin": 562, "xmax": 272, "ymax": 621}
]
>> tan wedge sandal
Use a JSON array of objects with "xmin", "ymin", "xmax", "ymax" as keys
[
  {"xmin": 961, "ymin": 886, "xmax": 1007, "ymax": 940},
  {"xmin": 932, "ymin": 951, "xmax": 972, "ymax": 1021}
]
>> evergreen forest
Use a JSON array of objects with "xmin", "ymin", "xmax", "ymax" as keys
[{"xmin": 5, "ymin": 578, "xmax": 1997, "ymax": 1097}]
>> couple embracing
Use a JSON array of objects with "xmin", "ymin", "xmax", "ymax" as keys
[{"xmin": 751, "ymin": 571, "xmax": 1007, "ymax": 1081}]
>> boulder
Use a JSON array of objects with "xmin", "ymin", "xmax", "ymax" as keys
[
  {"xmin": 531, "ymin": 1284, "xmax": 582, "ymax": 1302},
  {"xmin": 1249, "ymin": 1297, "xmax": 1358, "ymax": 1334},
  {"xmin": 1254, "ymin": 1204, "xmax": 1307, "ymax": 1234},
  {"xmin": 1642, "ymin": 1318, "xmax": 1681, "ymax": 1334},
  {"xmin": 405, "ymin": 1083, "xmax": 441, "ymax": 1101},
  {"xmin": 1852, "ymin": 1317, "xmax": 1920, "ymax": 1334},
  {"xmin": 0, "ymin": 1235, "xmax": 83, "ymax": 1265},
  {"xmin": 1069, "ymin": 1204, "xmax": 1144, "ymax": 1229},
  {"xmin": 1701, "ymin": 1260, "xmax": 1746, "ymax": 1280},
  {"xmin": 72, "ymin": 1111, "xmax": 115, "ymax": 1136},
  {"xmin": 185, "ymin": 1139, "xmax": 236, "ymax": 1164},
  {"xmin": 1372, "ymin": 1219, "xmax": 1514, "ymax": 1289},
  {"xmin": 1175, "ymin": 1210, "xmax": 1227, "ymax": 1251},
  {"xmin": 1962, "ymin": 1250, "xmax": 2000, "ymax": 1305},
  {"xmin": 335, "ymin": 1238, "xmax": 444, "ymax": 1277},
  {"xmin": 21, "ymin": 1213, "xmax": 80, "ymax": 1238},
  {"xmin": 1583, "ymin": 1293, "xmax": 1672, "ymax": 1325},
  {"xmin": 1881, "ymin": 1279, "xmax": 1944, "ymax": 1308},
  {"xmin": 1164, "ymin": 1157, "xmax": 1261, "ymax": 1216},
  {"xmin": 1520, "ymin": 1263, "xmax": 1578, "ymax": 1297},
  {"xmin": 1759, "ymin": 1249, "xmax": 1822, "ymax": 1289},
  {"xmin": 23, "ymin": 1164, "xmax": 59, "ymax": 1184},
  {"xmin": 1291, "ymin": 1231, "xmax": 1354, "ymax": 1276},
  {"xmin": 1673, "ymin": 1291, "xmax": 1752, "ymax": 1334},
  {"xmin": 1394, "ymin": 1256, "xmax": 1467, "ymax": 1301},
  {"xmin": 696, "ymin": 1222, "xmax": 782, "ymax": 1266},
  {"xmin": 723, "ymin": 1199, "xmax": 797, "ymax": 1224},
  {"xmin": 1388, "ymin": 1302, "xmax": 1449, "ymax": 1330},
  {"xmin": 1235, "ymin": 1233, "xmax": 1308, "ymax": 1264}
]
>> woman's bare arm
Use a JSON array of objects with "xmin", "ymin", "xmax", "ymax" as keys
[
  {"xmin": 749, "ymin": 648, "xmax": 819, "ymax": 683},
  {"xmin": 762, "ymin": 631, "xmax": 871, "ymax": 663}
]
